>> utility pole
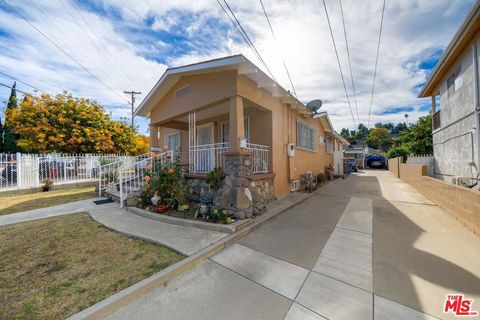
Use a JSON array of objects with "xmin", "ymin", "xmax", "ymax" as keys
[{"xmin": 124, "ymin": 90, "xmax": 142, "ymax": 129}]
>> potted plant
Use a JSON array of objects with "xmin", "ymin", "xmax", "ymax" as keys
[
  {"xmin": 155, "ymin": 203, "xmax": 168, "ymax": 213},
  {"xmin": 325, "ymin": 164, "xmax": 334, "ymax": 180}
]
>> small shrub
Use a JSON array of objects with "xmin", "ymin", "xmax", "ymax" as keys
[
  {"xmin": 42, "ymin": 179, "xmax": 53, "ymax": 192},
  {"xmin": 209, "ymin": 208, "xmax": 226, "ymax": 223},
  {"xmin": 317, "ymin": 173, "xmax": 327, "ymax": 184},
  {"xmin": 143, "ymin": 154, "xmax": 187, "ymax": 209},
  {"xmin": 206, "ymin": 167, "xmax": 226, "ymax": 190}
]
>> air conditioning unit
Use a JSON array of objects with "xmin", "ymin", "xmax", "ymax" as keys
[{"xmin": 288, "ymin": 143, "xmax": 295, "ymax": 157}]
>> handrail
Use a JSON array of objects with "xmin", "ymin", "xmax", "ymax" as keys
[
  {"xmin": 97, "ymin": 159, "xmax": 124, "ymax": 197},
  {"xmin": 119, "ymin": 150, "xmax": 173, "ymax": 207}
]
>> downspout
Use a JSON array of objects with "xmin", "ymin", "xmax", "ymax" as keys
[{"xmin": 473, "ymin": 42, "xmax": 480, "ymax": 178}]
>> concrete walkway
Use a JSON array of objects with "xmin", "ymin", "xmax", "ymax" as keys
[
  {"xmin": 105, "ymin": 170, "xmax": 480, "ymax": 320},
  {"xmin": 0, "ymin": 197, "xmax": 104, "ymax": 226},
  {"xmin": 89, "ymin": 204, "xmax": 227, "ymax": 256}
]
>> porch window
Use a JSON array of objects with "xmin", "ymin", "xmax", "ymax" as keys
[
  {"xmin": 297, "ymin": 121, "xmax": 317, "ymax": 151},
  {"xmin": 219, "ymin": 121, "xmax": 229, "ymax": 143},
  {"xmin": 218, "ymin": 116, "xmax": 251, "ymax": 143},
  {"xmin": 165, "ymin": 132, "xmax": 181, "ymax": 151}
]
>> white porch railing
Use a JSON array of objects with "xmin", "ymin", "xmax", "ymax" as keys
[
  {"xmin": 188, "ymin": 142, "xmax": 270, "ymax": 174},
  {"xmin": 245, "ymin": 143, "xmax": 270, "ymax": 174},
  {"xmin": 189, "ymin": 142, "xmax": 229, "ymax": 173},
  {"xmin": 119, "ymin": 150, "xmax": 173, "ymax": 207}
]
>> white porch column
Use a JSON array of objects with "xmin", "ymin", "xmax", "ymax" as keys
[{"xmin": 188, "ymin": 112, "xmax": 196, "ymax": 172}]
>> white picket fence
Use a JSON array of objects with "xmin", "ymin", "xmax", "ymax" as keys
[{"xmin": 0, "ymin": 152, "xmax": 131, "ymax": 191}]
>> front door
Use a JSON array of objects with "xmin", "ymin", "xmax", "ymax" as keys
[{"xmin": 195, "ymin": 123, "xmax": 214, "ymax": 172}]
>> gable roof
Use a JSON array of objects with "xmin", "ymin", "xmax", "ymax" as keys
[
  {"xmin": 135, "ymin": 54, "xmax": 310, "ymax": 117},
  {"xmin": 418, "ymin": 1, "xmax": 480, "ymax": 98}
]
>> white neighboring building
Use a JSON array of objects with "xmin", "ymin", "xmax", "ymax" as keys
[
  {"xmin": 418, "ymin": 2, "xmax": 480, "ymax": 185},
  {"xmin": 332, "ymin": 134, "xmax": 349, "ymax": 175}
]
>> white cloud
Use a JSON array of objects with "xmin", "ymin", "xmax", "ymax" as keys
[{"xmin": 0, "ymin": 0, "xmax": 475, "ymax": 133}]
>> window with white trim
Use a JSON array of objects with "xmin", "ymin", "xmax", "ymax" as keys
[{"xmin": 296, "ymin": 121, "xmax": 316, "ymax": 151}]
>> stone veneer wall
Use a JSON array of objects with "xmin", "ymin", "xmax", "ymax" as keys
[{"xmin": 184, "ymin": 152, "xmax": 276, "ymax": 219}]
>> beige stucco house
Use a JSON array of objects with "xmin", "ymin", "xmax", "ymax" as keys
[{"xmin": 135, "ymin": 55, "xmax": 342, "ymax": 204}]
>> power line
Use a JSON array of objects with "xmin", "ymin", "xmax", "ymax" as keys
[
  {"xmin": 367, "ymin": 0, "xmax": 386, "ymax": 128},
  {"xmin": 218, "ymin": 0, "xmax": 277, "ymax": 82},
  {"xmin": 0, "ymin": 82, "xmax": 44, "ymax": 101},
  {"xmin": 68, "ymin": 0, "xmax": 136, "ymax": 89},
  {"xmin": 58, "ymin": 0, "xmax": 125, "ymax": 89},
  {"xmin": 321, "ymin": 0, "xmax": 356, "ymax": 129},
  {"xmin": 30, "ymin": 0, "xmax": 118, "ymax": 89},
  {"xmin": 259, "ymin": 0, "xmax": 297, "ymax": 97},
  {"xmin": 339, "ymin": 0, "xmax": 359, "ymax": 123},
  {"xmin": 0, "ymin": 0, "xmax": 131, "ymax": 105},
  {"xmin": 0, "ymin": 71, "xmax": 47, "ymax": 95}
]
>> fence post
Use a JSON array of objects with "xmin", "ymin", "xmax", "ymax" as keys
[
  {"xmin": 119, "ymin": 170, "xmax": 123, "ymax": 208},
  {"xmin": 16, "ymin": 152, "xmax": 22, "ymax": 189},
  {"xmin": 397, "ymin": 157, "xmax": 401, "ymax": 178},
  {"xmin": 35, "ymin": 156, "xmax": 40, "ymax": 186}
]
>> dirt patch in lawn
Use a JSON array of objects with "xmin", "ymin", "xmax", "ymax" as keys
[
  {"xmin": 0, "ymin": 187, "xmax": 96, "ymax": 215},
  {"xmin": 0, "ymin": 213, "xmax": 184, "ymax": 320}
]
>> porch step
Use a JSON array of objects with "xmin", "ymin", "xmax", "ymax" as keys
[{"xmin": 101, "ymin": 184, "xmax": 142, "ymax": 206}]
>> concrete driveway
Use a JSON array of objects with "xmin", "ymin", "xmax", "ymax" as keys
[{"xmin": 106, "ymin": 170, "xmax": 480, "ymax": 320}]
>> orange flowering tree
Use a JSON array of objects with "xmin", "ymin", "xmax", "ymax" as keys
[{"xmin": 5, "ymin": 93, "xmax": 146, "ymax": 154}]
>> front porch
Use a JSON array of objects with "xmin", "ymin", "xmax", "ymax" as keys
[{"xmin": 150, "ymin": 96, "xmax": 272, "ymax": 175}]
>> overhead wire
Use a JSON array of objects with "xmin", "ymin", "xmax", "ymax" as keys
[
  {"xmin": 259, "ymin": 0, "xmax": 297, "ymax": 97},
  {"xmin": 68, "ymin": 0, "xmax": 136, "ymax": 89},
  {"xmin": 30, "ymin": 0, "xmax": 121, "ymax": 91},
  {"xmin": 0, "ymin": 71, "xmax": 48, "ymax": 95},
  {"xmin": 321, "ymin": 0, "xmax": 357, "ymax": 129},
  {"xmin": 338, "ymin": 0, "xmax": 360, "ymax": 123},
  {"xmin": 57, "ymin": 0, "xmax": 126, "ymax": 89},
  {"xmin": 0, "ymin": 0, "xmax": 131, "ymax": 105},
  {"xmin": 367, "ymin": 0, "xmax": 386, "ymax": 128},
  {"xmin": 218, "ymin": 0, "xmax": 278, "ymax": 82},
  {"xmin": 0, "ymin": 82, "xmax": 46, "ymax": 101}
]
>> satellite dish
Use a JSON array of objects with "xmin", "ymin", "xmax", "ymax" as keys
[{"xmin": 306, "ymin": 99, "xmax": 323, "ymax": 114}]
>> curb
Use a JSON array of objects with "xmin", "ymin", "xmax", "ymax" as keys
[
  {"xmin": 126, "ymin": 206, "xmax": 253, "ymax": 234},
  {"xmin": 69, "ymin": 178, "xmax": 343, "ymax": 320}
]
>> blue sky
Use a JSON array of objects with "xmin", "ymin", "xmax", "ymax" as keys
[{"xmin": 0, "ymin": 0, "xmax": 475, "ymax": 133}]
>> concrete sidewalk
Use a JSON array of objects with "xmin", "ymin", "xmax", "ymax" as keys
[
  {"xmin": 0, "ymin": 197, "xmax": 104, "ymax": 226},
  {"xmin": 103, "ymin": 170, "xmax": 480, "ymax": 320}
]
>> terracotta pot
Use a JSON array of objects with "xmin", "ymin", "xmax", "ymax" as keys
[{"xmin": 155, "ymin": 204, "xmax": 168, "ymax": 213}]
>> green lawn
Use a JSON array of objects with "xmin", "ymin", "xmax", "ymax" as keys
[
  {"xmin": 0, "ymin": 186, "xmax": 97, "ymax": 215},
  {"xmin": 0, "ymin": 213, "xmax": 184, "ymax": 319}
]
